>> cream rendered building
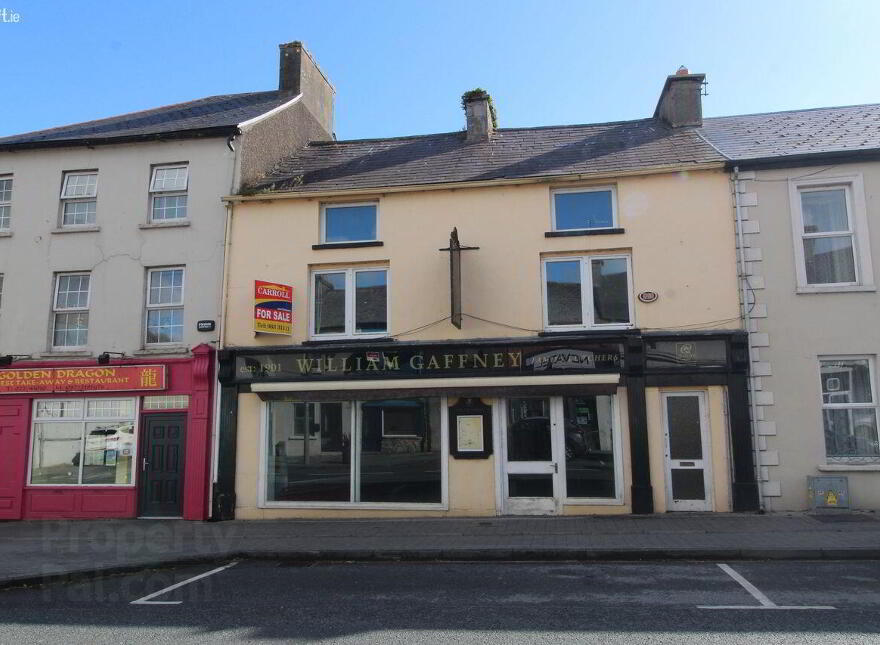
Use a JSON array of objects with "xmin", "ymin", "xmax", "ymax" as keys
[
  {"xmin": 701, "ymin": 105, "xmax": 880, "ymax": 510},
  {"xmin": 214, "ymin": 73, "xmax": 761, "ymax": 520}
]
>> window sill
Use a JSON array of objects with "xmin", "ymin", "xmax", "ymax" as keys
[
  {"xmin": 40, "ymin": 351, "xmax": 93, "ymax": 358},
  {"xmin": 139, "ymin": 220, "xmax": 191, "ymax": 230},
  {"xmin": 312, "ymin": 241, "xmax": 384, "ymax": 250},
  {"xmin": 259, "ymin": 501, "xmax": 447, "ymax": 510},
  {"xmin": 545, "ymin": 228, "xmax": 625, "ymax": 238},
  {"xmin": 51, "ymin": 226, "xmax": 100, "ymax": 234},
  {"xmin": 540, "ymin": 326, "xmax": 635, "ymax": 336},
  {"xmin": 26, "ymin": 484, "xmax": 136, "ymax": 489},
  {"xmin": 796, "ymin": 285, "xmax": 876, "ymax": 294},
  {"xmin": 818, "ymin": 464, "xmax": 880, "ymax": 472},
  {"xmin": 133, "ymin": 346, "xmax": 190, "ymax": 356},
  {"xmin": 0, "ymin": 231, "xmax": 11, "ymax": 238},
  {"xmin": 563, "ymin": 498, "xmax": 625, "ymax": 506},
  {"xmin": 303, "ymin": 336, "xmax": 394, "ymax": 346}
]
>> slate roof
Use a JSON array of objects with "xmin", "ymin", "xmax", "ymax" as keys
[
  {"xmin": 699, "ymin": 103, "xmax": 880, "ymax": 162},
  {"xmin": 253, "ymin": 119, "xmax": 726, "ymax": 193},
  {"xmin": 0, "ymin": 91, "xmax": 292, "ymax": 150}
]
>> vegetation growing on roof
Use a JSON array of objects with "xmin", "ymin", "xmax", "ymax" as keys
[{"xmin": 461, "ymin": 89, "xmax": 498, "ymax": 129}]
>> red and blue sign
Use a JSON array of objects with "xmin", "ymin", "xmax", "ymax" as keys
[{"xmin": 254, "ymin": 280, "xmax": 293, "ymax": 335}]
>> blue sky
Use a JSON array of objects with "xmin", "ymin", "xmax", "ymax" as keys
[{"xmin": 2, "ymin": 0, "xmax": 879, "ymax": 140}]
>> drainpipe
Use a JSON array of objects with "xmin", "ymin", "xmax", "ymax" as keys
[
  {"xmin": 210, "ymin": 136, "xmax": 238, "ymax": 511},
  {"xmin": 733, "ymin": 165, "xmax": 765, "ymax": 512}
]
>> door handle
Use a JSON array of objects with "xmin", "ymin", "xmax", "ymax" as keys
[
  {"xmin": 552, "ymin": 462, "xmax": 558, "ymax": 474},
  {"xmin": 142, "ymin": 458, "xmax": 148, "ymax": 472}
]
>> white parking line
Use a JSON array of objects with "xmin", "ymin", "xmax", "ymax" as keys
[
  {"xmin": 130, "ymin": 561, "xmax": 239, "ymax": 606},
  {"xmin": 698, "ymin": 563, "xmax": 835, "ymax": 610}
]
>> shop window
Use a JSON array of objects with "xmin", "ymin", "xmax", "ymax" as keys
[
  {"xmin": 321, "ymin": 202, "xmax": 378, "ymax": 243},
  {"xmin": 0, "ymin": 175, "xmax": 12, "ymax": 230},
  {"xmin": 820, "ymin": 357, "xmax": 880, "ymax": 463},
  {"xmin": 60, "ymin": 171, "xmax": 98, "ymax": 227},
  {"xmin": 542, "ymin": 255, "xmax": 632, "ymax": 330},
  {"xmin": 52, "ymin": 272, "xmax": 90, "ymax": 349},
  {"xmin": 311, "ymin": 267, "xmax": 388, "ymax": 339},
  {"xmin": 145, "ymin": 267, "xmax": 184, "ymax": 345},
  {"xmin": 264, "ymin": 397, "xmax": 443, "ymax": 506},
  {"xmin": 29, "ymin": 398, "xmax": 137, "ymax": 486},
  {"xmin": 561, "ymin": 395, "xmax": 618, "ymax": 499},
  {"xmin": 551, "ymin": 186, "xmax": 615, "ymax": 231},
  {"xmin": 790, "ymin": 176, "xmax": 874, "ymax": 291},
  {"xmin": 150, "ymin": 164, "xmax": 189, "ymax": 222}
]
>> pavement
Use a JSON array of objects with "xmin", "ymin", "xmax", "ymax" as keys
[{"xmin": 1, "ymin": 511, "xmax": 879, "ymax": 589}]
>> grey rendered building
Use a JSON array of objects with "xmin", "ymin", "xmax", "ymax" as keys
[
  {"xmin": 701, "ymin": 105, "xmax": 880, "ymax": 510},
  {"xmin": 0, "ymin": 42, "xmax": 334, "ymax": 522}
]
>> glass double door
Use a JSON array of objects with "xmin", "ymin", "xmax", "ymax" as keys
[{"xmin": 503, "ymin": 397, "xmax": 562, "ymax": 514}]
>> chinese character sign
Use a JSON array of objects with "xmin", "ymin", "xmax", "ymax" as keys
[{"xmin": 254, "ymin": 280, "xmax": 294, "ymax": 335}]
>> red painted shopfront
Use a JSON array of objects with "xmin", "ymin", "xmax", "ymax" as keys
[{"xmin": 0, "ymin": 345, "xmax": 213, "ymax": 521}]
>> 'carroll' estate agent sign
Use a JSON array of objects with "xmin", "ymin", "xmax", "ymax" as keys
[
  {"xmin": 231, "ymin": 341, "xmax": 622, "ymax": 383},
  {"xmin": 0, "ymin": 365, "xmax": 167, "ymax": 394},
  {"xmin": 254, "ymin": 280, "xmax": 293, "ymax": 335}
]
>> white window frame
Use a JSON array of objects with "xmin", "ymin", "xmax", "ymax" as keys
[
  {"xmin": 26, "ymin": 397, "xmax": 139, "ymax": 488},
  {"xmin": 59, "ymin": 171, "xmax": 98, "ymax": 228},
  {"xmin": 541, "ymin": 254, "xmax": 634, "ymax": 331},
  {"xmin": 789, "ymin": 175, "xmax": 874, "ymax": 292},
  {"xmin": 258, "ymin": 397, "xmax": 449, "ymax": 510},
  {"xmin": 0, "ymin": 174, "xmax": 12, "ymax": 231},
  {"xmin": 818, "ymin": 354, "xmax": 880, "ymax": 464},
  {"xmin": 51, "ymin": 272, "xmax": 91, "ymax": 350},
  {"xmin": 149, "ymin": 164, "xmax": 189, "ymax": 223},
  {"xmin": 145, "ymin": 267, "xmax": 185, "ymax": 346},
  {"xmin": 550, "ymin": 185, "xmax": 617, "ymax": 232},
  {"xmin": 320, "ymin": 201, "xmax": 379, "ymax": 244},
  {"xmin": 309, "ymin": 266, "xmax": 389, "ymax": 340}
]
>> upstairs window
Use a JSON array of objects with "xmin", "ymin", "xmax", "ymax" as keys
[
  {"xmin": 150, "ymin": 165, "xmax": 189, "ymax": 222},
  {"xmin": 790, "ymin": 176, "xmax": 873, "ymax": 291},
  {"xmin": 145, "ymin": 267, "xmax": 184, "ymax": 345},
  {"xmin": 312, "ymin": 267, "xmax": 388, "ymax": 338},
  {"xmin": 52, "ymin": 272, "xmax": 90, "ymax": 348},
  {"xmin": 60, "ymin": 172, "xmax": 98, "ymax": 227},
  {"xmin": 543, "ymin": 255, "xmax": 632, "ymax": 330},
  {"xmin": 321, "ymin": 203, "xmax": 378, "ymax": 243},
  {"xmin": 0, "ymin": 176, "xmax": 11, "ymax": 230},
  {"xmin": 552, "ymin": 187, "xmax": 616, "ymax": 231}
]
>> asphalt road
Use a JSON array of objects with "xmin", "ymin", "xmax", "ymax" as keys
[{"xmin": 1, "ymin": 560, "xmax": 879, "ymax": 643}]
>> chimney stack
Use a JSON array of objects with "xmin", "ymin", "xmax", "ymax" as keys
[
  {"xmin": 463, "ymin": 90, "xmax": 495, "ymax": 143},
  {"xmin": 276, "ymin": 40, "xmax": 335, "ymax": 137},
  {"xmin": 653, "ymin": 68, "xmax": 705, "ymax": 128}
]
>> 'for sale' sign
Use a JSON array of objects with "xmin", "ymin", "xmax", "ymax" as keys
[{"xmin": 254, "ymin": 280, "xmax": 293, "ymax": 335}]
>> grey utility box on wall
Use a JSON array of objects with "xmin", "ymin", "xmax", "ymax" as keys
[{"xmin": 807, "ymin": 476, "xmax": 850, "ymax": 510}]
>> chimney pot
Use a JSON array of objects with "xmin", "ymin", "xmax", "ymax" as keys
[{"xmin": 676, "ymin": 65, "xmax": 689, "ymax": 76}]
